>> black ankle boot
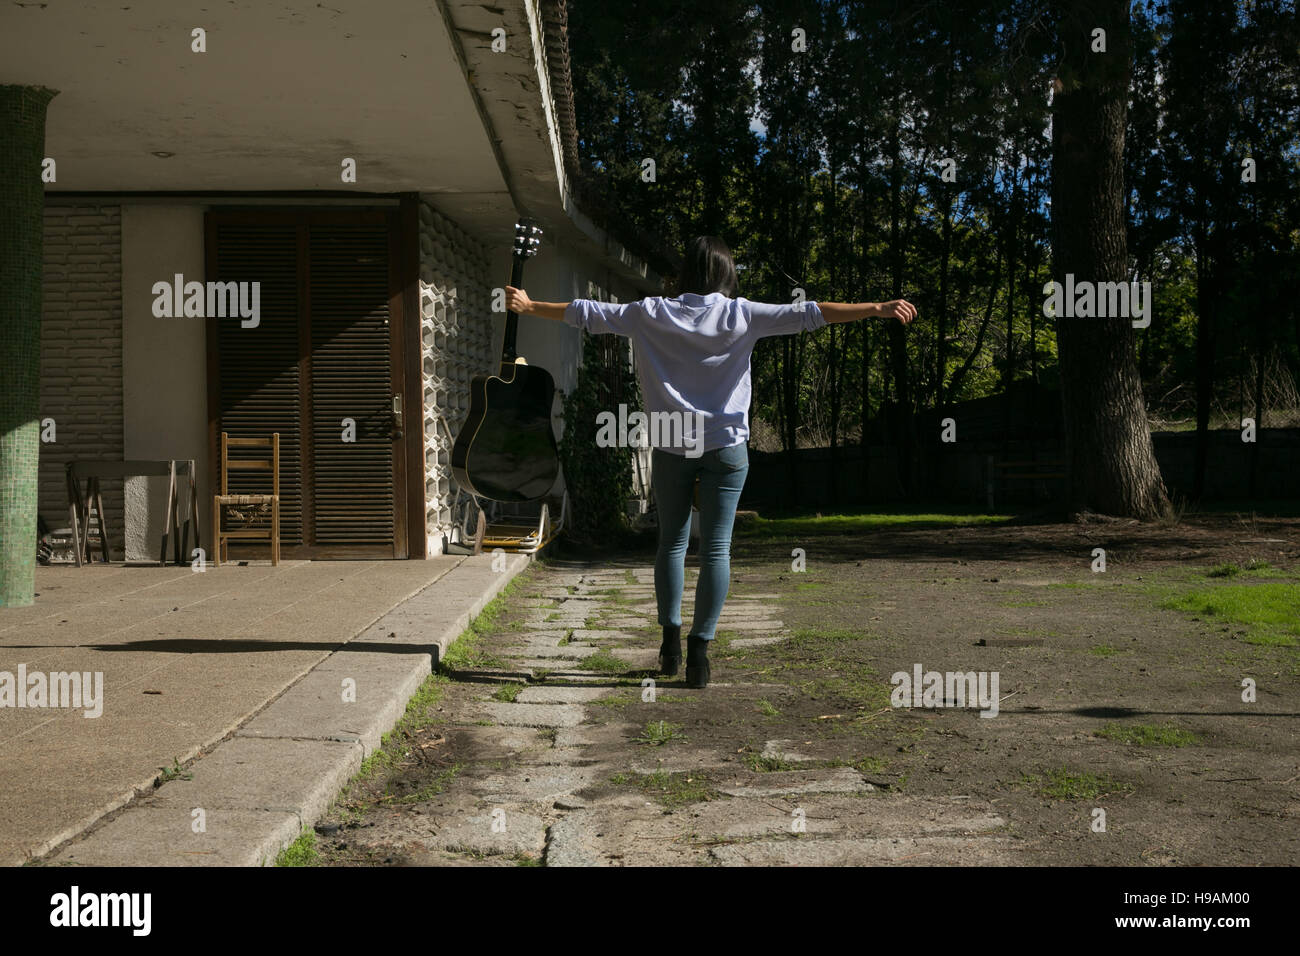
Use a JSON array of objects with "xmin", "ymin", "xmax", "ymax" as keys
[
  {"xmin": 686, "ymin": 635, "xmax": 711, "ymax": 688},
  {"xmin": 658, "ymin": 624, "xmax": 682, "ymax": 676}
]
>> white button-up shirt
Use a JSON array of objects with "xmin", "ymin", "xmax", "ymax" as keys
[{"xmin": 564, "ymin": 293, "xmax": 826, "ymax": 454}]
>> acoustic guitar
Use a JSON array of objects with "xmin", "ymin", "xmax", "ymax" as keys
[{"xmin": 450, "ymin": 219, "xmax": 561, "ymax": 501}]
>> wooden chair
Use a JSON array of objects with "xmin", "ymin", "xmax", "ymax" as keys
[{"xmin": 213, "ymin": 433, "xmax": 280, "ymax": 566}]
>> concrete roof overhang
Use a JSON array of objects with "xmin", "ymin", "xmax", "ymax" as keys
[{"xmin": 0, "ymin": 0, "xmax": 659, "ymax": 293}]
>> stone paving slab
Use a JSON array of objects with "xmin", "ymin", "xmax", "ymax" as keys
[
  {"xmin": 437, "ymin": 725, "xmax": 551, "ymax": 758},
  {"xmin": 715, "ymin": 768, "xmax": 874, "ymax": 797},
  {"xmin": 545, "ymin": 813, "xmax": 605, "ymax": 866},
  {"xmin": 730, "ymin": 635, "xmax": 787, "ymax": 648},
  {"xmin": 624, "ymin": 748, "xmax": 733, "ymax": 773},
  {"xmin": 501, "ymin": 644, "xmax": 600, "ymax": 660},
  {"xmin": 465, "ymin": 702, "xmax": 586, "ymax": 728},
  {"xmin": 432, "ymin": 810, "xmax": 548, "ymax": 858},
  {"xmin": 709, "ymin": 835, "xmax": 1012, "ymax": 866},
  {"xmin": 507, "ymin": 663, "xmax": 606, "ymax": 678},
  {"xmin": 516, "ymin": 686, "xmax": 612, "ymax": 704},
  {"xmin": 144, "ymin": 737, "xmax": 363, "ymax": 820},
  {"xmin": 571, "ymin": 629, "xmax": 644, "ymax": 642},
  {"xmin": 761, "ymin": 739, "xmax": 818, "ymax": 763},
  {"xmin": 609, "ymin": 647, "xmax": 658, "ymax": 667},
  {"xmin": 51, "ymin": 807, "xmax": 302, "ymax": 866},
  {"xmin": 512, "ymin": 629, "xmax": 572, "ymax": 641},
  {"xmin": 474, "ymin": 767, "xmax": 598, "ymax": 802},
  {"xmin": 235, "ymin": 648, "xmax": 431, "ymax": 754}
]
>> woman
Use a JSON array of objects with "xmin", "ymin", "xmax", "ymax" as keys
[{"xmin": 505, "ymin": 236, "xmax": 915, "ymax": 689}]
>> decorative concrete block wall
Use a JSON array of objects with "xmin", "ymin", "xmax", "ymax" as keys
[
  {"xmin": 38, "ymin": 205, "xmax": 124, "ymax": 551},
  {"xmin": 417, "ymin": 198, "xmax": 494, "ymax": 556}
]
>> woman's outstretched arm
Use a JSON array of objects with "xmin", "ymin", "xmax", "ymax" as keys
[
  {"xmin": 505, "ymin": 286, "xmax": 566, "ymax": 321},
  {"xmin": 820, "ymin": 300, "xmax": 917, "ymax": 325}
]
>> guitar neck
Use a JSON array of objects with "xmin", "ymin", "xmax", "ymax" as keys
[{"xmin": 501, "ymin": 255, "xmax": 525, "ymax": 372}]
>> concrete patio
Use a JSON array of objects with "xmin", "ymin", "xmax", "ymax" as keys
[{"xmin": 0, "ymin": 552, "xmax": 530, "ymax": 865}]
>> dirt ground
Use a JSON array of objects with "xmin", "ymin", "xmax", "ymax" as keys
[{"xmin": 309, "ymin": 511, "xmax": 1299, "ymax": 866}]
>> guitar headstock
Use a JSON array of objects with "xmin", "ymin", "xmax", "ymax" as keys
[{"xmin": 513, "ymin": 218, "xmax": 543, "ymax": 259}]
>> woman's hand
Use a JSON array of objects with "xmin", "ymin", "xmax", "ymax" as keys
[
  {"xmin": 878, "ymin": 299, "xmax": 917, "ymax": 325},
  {"xmin": 505, "ymin": 286, "xmax": 534, "ymax": 315}
]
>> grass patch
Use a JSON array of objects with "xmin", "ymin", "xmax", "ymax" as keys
[
  {"xmin": 155, "ymin": 758, "xmax": 193, "ymax": 786},
  {"xmin": 492, "ymin": 682, "xmax": 524, "ymax": 703},
  {"xmin": 740, "ymin": 626, "xmax": 892, "ymax": 713},
  {"xmin": 377, "ymin": 765, "xmax": 461, "ymax": 806},
  {"xmin": 275, "ymin": 829, "xmax": 319, "ymax": 867},
  {"xmin": 1163, "ymin": 582, "xmax": 1300, "ymax": 646},
  {"xmin": 1088, "ymin": 644, "xmax": 1123, "ymax": 658},
  {"xmin": 1207, "ymin": 559, "xmax": 1282, "ymax": 580},
  {"xmin": 742, "ymin": 752, "xmax": 799, "ymax": 772},
  {"xmin": 1094, "ymin": 723, "xmax": 1199, "ymax": 747},
  {"xmin": 827, "ymin": 755, "xmax": 888, "ymax": 774},
  {"xmin": 756, "ymin": 698, "xmax": 780, "ymax": 717},
  {"xmin": 331, "ymin": 672, "xmax": 452, "ymax": 820},
  {"xmin": 788, "ymin": 625, "xmax": 865, "ymax": 646},
  {"xmin": 1019, "ymin": 767, "xmax": 1133, "ymax": 800},
  {"xmin": 636, "ymin": 720, "xmax": 688, "ymax": 746},
  {"xmin": 576, "ymin": 649, "xmax": 628, "ymax": 674},
  {"xmin": 609, "ymin": 770, "xmax": 721, "ymax": 808},
  {"xmin": 736, "ymin": 510, "xmax": 1013, "ymax": 538},
  {"xmin": 441, "ymin": 579, "xmax": 523, "ymax": 669}
]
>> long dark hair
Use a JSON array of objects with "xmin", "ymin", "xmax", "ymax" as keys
[{"xmin": 677, "ymin": 235, "xmax": 738, "ymax": 297}]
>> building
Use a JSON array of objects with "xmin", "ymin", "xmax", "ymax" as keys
[{"xmin": 1, "ymin": 0, "xmax": 661, "ymax": 572}]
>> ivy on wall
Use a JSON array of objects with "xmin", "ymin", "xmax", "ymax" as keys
[{"xmin": 559, "ymin": 331, "xmax": 642, "ymax": 537}]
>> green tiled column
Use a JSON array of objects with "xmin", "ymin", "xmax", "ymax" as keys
[{"xmin": 0, "ymin": 85, "xmax": 57, "ymax": 608}]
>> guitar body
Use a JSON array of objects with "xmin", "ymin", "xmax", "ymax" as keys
[
  {"xmin": 449, "ymin": 218, "xmax": 561, "ymax": 502},
  {"xmin": 452, "ymin": 360, "xmax": 560, "ymax": 502}
]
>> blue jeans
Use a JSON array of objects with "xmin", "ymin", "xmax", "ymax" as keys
[{"xmin": 652, "ymin": 441, "xmax": 749, "ymax": 641}]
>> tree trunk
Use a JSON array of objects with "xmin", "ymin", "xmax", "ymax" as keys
[
  {"xmin": 1051, "ymin": 2, "xmax": 1169, "ymax": 519},
  {"xmin": 0, "ymin": 85, "xmax": 57, "ymax": 608},
  {"xmin": 886, "ymin": 120, "xmax": 913, "ymax": 495}
]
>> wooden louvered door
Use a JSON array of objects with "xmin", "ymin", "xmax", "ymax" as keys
[{"xmin": 206, "ymin": 209, "xmax": 408, "ymax": 559}]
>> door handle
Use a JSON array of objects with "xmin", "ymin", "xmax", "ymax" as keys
[{"xmin": 391, "ymin": 394, "xmax": 404, "ymax": 439}]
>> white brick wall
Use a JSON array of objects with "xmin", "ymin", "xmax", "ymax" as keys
[
  {"xmin": 39, "ymin": 205, "xmax": 124, "ymax": 554},
  {"xmin": 417, "ymin": 198, "xmax": 494, "ymax": 556}
]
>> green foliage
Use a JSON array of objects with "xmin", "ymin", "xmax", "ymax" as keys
[
  {"xmin": 1163, "ymin": 582, "xmax": 1300, "ymax": 647},
  {"xmin": 1019, "ymin": 768, "xmax": 1133, "ymax": 800},
  {"xmin": 275, "ymin": 829, "xmax": 320, "ymax": 867},
  {"xmin": 565, "ymin": 2, "xmax": 1300, "ymax": 469},
  {"xmin": 559, "ymin": 331, "xmax": 639, "ymax": 536},
  {"xmin": 1095, "ymin": 724, "xmax": 1199, "ymax": 747}
]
